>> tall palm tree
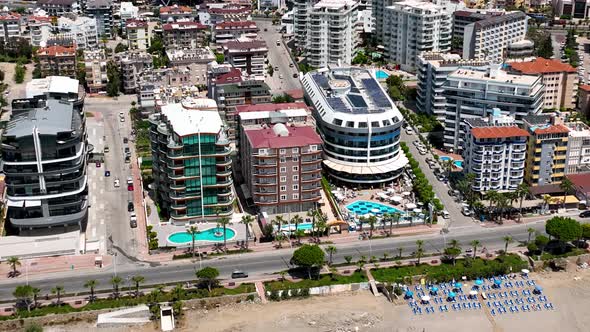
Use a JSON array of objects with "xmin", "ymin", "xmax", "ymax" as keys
[
  {"xmin": 560, "ymin": 177, "xmax": 574, "ymax": 209},
  {"xmin": 187, "ymin": 225, "xmax": 200, "ymax": 259},
  {"xmin": 111, "ymin": 276, "xmax": 122, "ymax": 298},
  {"xmin": 397, "ymin": 247, "xmax": 403, "ymax": 259},
  {"xmin": 7, "ymin": 256, "xmax": 21, "ymax": 277},
  {"xmin": 485, "ymin": 190, "xmax": 499, "ymax": 219},
  {"xmin": 51, "ymin": 285, "xmax": 64, "ymax": 306},
  {"xmin": 218, "ymin": 217, "xmax": 231, "ymax": 251},
  {"xmin": 470, "ymin": 240, "xmax": 480, "ymax": 258},
  {"xmin": 326, "ymin": 245, "xmax": 337, "ymax": 265},
  {"xmin": 495, "ymin": 193, "xmax": 508, "ymax": 222},
  {"xmin": 84, "ymin": 279, "xmax": 99, "ymax": 302},
  {"xmin": 306, "ymin": 209, "xmax": 316, "ymax": 236},
  {"xmin": 503, "ymin": 236, "xmax": 513, "ymax": 254},
  {"xmin": 358, "ymin": 215, "xmax": 365, "ymax": 232},
  {"xmin": 291, "ymin": 214, "xmax": 302, "ymax": 234},
  {"xmin": 390, "ymin": 212, "xmax": 401, "ymax": 235},
  {"xmin": 368, "ymin": 215, "xmax": 377, "ymax": 238},
  {"xmin": 240, "ymin": 215, "xmax": 254, "ymax": 249},
  {"xmin": 275, "ymin": 233, "xmax": 285, "ymax": 248},
  {"xmin": 527, "ymin": 227, "xmax": 536, "ymax": 244},
  {"xmin": 516, "ymin": 183, "xmax": 530, "ymax": 222},
  {"xmin": 272, "ymin": 215, "xmax": 285, "ymax": 237},
  {"xmin": 32, "ymin": 287, "xmax": 40, "ymax": 308},
  {"xmin": 449, "ymin": 239, "xmax": 460, "ymax": 249},
  {"xmin": 294, "ymin": 229, "xmax": 305, "ymax": 245},
  {"xmin": 131, "ymin": 275, "xmax": 145, "ymax": 297},
  {"xmin": 415, "ymin": 240, "xmax": 424, "ymax": 264}
]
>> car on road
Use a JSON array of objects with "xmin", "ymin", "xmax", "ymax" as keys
[
  {"xmin": 279, "ymin": 74, "xmax": 283, "ymax": 79},
  {"xmin": 125, "ymin": 147, "xmax": 130, "ymax": 153},
  {"xmin": 128, "ymin": 201, "xmax": 134, "ymax": 212},
  {"xmin": 95, "ymin": 161, "xmax": 101, "ymax": 167},
  {"xmin": 406, "ymin": 128, "xmax": 414, "ymax": 135},
  {"xmin": 114, "ymin": 179, "xmax": 120, "ymax": 188},
  {"xmin": 120, "ymin": 116, "xmax": 125, "ymax": 122},
  {"xmin": 125, "ymin": 155, "xmax": 130, "ymax": 163},
  {"xmin": 276, "ymin": 40, "xmax": 281, "ymax": 46},
  {"xmin": 579, "ymin": 210, "xmax": 590, "ymax": 218},
  {"xmin": 293, "ymin": 73, "xmax": 298, "ymax": 78},
  {"xmin": 127, "ymin": 176, "xmax": 133, "ymax": 184},
  {"xmin": 441, "ymin": 210, "xmax": 450, "ymax": 219},
  {"xmin": 289, "ymin": 63, "xmax": 294, "ymax": 67},
  {"xmin": 123, "ymin": 137, "xmax": 128, "ymax": 144},
  {"xmin": 130, "ymin": 213, "xmax": 137, "ymax": 228},
  {"xmin": 264, "ymin": 28, "xmax": 267, "ymax": 31},
  {"xmin": 231, "ymin": 270, "xmax": 248, "ymax": 279},
  {"xmin": 274, "ymin": 66, "xmax": 279, "ymax": 71},
  {"xmin": 461, "ymin": 206, "xmax": 473, "ymax": 216}
]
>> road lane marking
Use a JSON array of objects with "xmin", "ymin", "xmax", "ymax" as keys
[{"xmin": 92, "ymin": 227, "xmax": 96, "ymax": 237}]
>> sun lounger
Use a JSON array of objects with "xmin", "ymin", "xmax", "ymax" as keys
[{"xmin": 491, "ymin": 309, "xmax": 496, "ymax": 316}]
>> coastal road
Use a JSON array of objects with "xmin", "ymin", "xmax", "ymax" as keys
[
  {"xmin": 0, "ymin": 219, "xmax": 548, "ymax": 301},
  {"xmin": 255, "ymin": 19, "xmax": 301, "ymax": 95}
]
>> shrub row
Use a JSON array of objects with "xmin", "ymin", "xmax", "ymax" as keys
[{"xmin": 400, "ymin": 142, "xmax": 443, "ymax": 212}]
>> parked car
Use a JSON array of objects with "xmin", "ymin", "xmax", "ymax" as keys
[
  {"xmin": 293, "ymin": 73, "xmax": 298, "ymax": 78},
  {"xmin": 231, "ymin": 270, "xmax": 248, "ymax": 279},
  {"xmin": 130, "ymin": 215, "xmax": 137, "ymax": 228},
  {"xmin": 406, "ymin": 128, "xmax": 414, "ymax": 135},
  {"xmin": 114, "ymin": 179, "xmax": 120, "ymax": 188},
  {"xmin": 579, "ymin": 210, "xmax": 590, "ymax": 218},
  {"xmin": 95, "ymin": 161, "xmax": 101, "ymax": 168},
  {"xmin": 461, "ymin": 206, "xmax": 473, "ymax": 216},
  {"xmin": 128, "ymin": 201, "xmax": 134, "ymax": 212},
  {"xmin": 441, "ymin": 210, "xmax": 450, "ymax": 219},
  {"xmin": 128, "ymin": 184, "xmax": 134, "ymax": 191},
  {"xmin": 123, "ymin": 137, "xmax": 128, "ymax": 144}
]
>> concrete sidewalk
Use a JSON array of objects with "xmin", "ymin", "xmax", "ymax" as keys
[{"xmin": 0, "ymin": 254, "xmax": 112, "ymax": 281}]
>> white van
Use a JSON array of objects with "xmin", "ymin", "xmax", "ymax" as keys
[{"xmin": 441, "ymin": 210, "xmax": 450, "ymax": 219}]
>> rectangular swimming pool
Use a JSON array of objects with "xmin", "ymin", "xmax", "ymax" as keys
[{"xmin": 346, "ymin": 200, "xmax": 404, "ymax": 215}]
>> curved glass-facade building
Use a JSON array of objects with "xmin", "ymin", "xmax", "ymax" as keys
[{"xmin": 301, "ymin": 67, "xmax": 408, "ymax": 185}]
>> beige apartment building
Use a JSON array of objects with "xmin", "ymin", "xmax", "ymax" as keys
[{"xmin": 36, "ymin": 45, "xmax": 77, "ymax": 78}]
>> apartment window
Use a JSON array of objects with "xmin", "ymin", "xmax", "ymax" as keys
[
  {"xmin": 280, "ymin": 157, "xmax": 286, "ymax": 163},
  {"xmin": 280, "ymin": 148, "xmax": 286, "ymax": 154},
  {"xmin": 293, "ymin": 175, "xmax": 299, "ymax": 181},
  {"xmin": 280, "ymin": 167, "xmax": 286, "ymax": 173},
  {"xmin": 280, "ymin": 185, "xmax": 287, "ymax": 192},
  {"xmin": 293, "ymin": 156, "xmax": 299, "ymax": 162},
  {"xmin": 292, "ymin": 166, "xmax": 299, "ymax": 171},
  {"xmin": 259, "ymin": 148, "xmax": 268, "ymax": 155},
  {"xmin": 280, "ymin": 176, "xmax": 286, "ymax": 182},
  {"xmin": 292, "ymin": 148, "xmax": 299, "ymax": 154},
  {"xmin": 293, "ymin": 193, "xmax": 299, "ymax": 200},
  {"xmin": 310, "ymin": 145, "xmax": 318, "ymax": 151},
  {"xmin": 280, "ymin": 194, "xmax": 287, "ymax": 200},
  {"xmin": 293, "ymin": 184, "xmax": 299, "ymax": 190}
]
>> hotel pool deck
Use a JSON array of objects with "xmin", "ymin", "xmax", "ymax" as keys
[
  {"xmin": 346, "ymin": 200, "xmax": 404, "ymax": 215},
  {"xmin": 149, "ymin": 220, "xmax": 248, "ymax": 248}
]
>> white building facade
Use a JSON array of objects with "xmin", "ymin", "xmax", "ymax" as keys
[{"xmin": 57, "ymin": 16, "xmax": 99, "ymax": 50}]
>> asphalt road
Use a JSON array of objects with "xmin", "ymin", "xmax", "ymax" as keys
[
  {"xmin": 255, "ymin": 19, "xmax": 301, "ymax": 94},
  {"xmin": 0, "ymin": 219, "xmax": 547, "ymax": 301}
]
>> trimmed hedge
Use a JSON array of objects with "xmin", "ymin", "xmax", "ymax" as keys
[{"xmin": 401, "ymin": 142, "xmax": 443, "ymax": 212}]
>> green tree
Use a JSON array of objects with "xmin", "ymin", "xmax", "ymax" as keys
[
  {"xmin": 444, "ymin": 246, "xmax": 462, "ymax": 266},
  {"xmin": 114, "ymin": 42, "xmax": 128, "ymax": 53},
  {"xmin": 218, "ymin": 217, "xmax": 231, "ymax": 251},
  {"xmin": 24, "ymin": 323, "xmax": 43, "ymax": 332},
  {"xmin": 215, "ymin": 53, "xmax": 225, "ymax": 63},
  {"xmin": 352, "ymin": 51, "xmax": 369, "ymax": 65},
  {"xmin": 267, "ymin": 63, "xmax": 274, "ymax": 76},
  {"xmin": 196, "ymin": 267, "xmax": 220, "ymax": 292},
  {"xmin": 582, "ymin": 223, "xmax": 590, "ymax": 240},
  {"xmin": 131, "ymin": 275, "xmax": 145, "ymax": 297},
  {"xmin": 527, "ymin": 227, "xmax": 536, "ymax": 244},
  {"xmin": 470, "ymin": 240, "xmax": 480, "ymax": 258},
  {"xmin": 13, "ymin": 63, "xmax": 25, "ymax": 83},
  {"xmin": 502, "ymin": 236, "xmax": 513, "ymax": 254},
  {"xmin": 560, "ymin": 178, "xmax": 575, "ymax": 208},
  {"xmin": 187, "ymin": 225, "xmax": 200, "ymax": 259},
  {"xmin": 13, "ymin": 285, "xmax": 34, "ymax": 312},
  {"xmin": 291, "ymin": 244, "xmax": 325, "ymax": 279},
  {"xmin": 240, "ymin": 215, "xmax": 254, "ymax": 249},
  {"xmin": 527, "ymin": 242, "xmax": 538, "ymax": 254},
  {"xmin": 31, "ymin": 287, "xmax": 40, "ymax": 309},
  {"xmin": 147, "ymin": 35, "xmax": 164, "ymax": 55},
  {"xmin": 7, "ymin": 256, "xmax": 21, "ymax": 276},
  {"xmin": 294, "ymin": 229, "xmax": 305, "ymax": 245},
  {"xmin": 51, "ymin": 285, "xmax": 64, "ymax": 306},
  {"xmin": 344, "ymin": 255, "xmax": 353, "ymax": 264},
  {"xmin": 84, "ymin": 279, "xmax": 99, "ymax": 302},
  {"xmin": 106, "ymin": 60, "xmax": 120, "ymax": 97},
  {"xmin": 535, "ymin": 235, "xmax": 550, "ymax": 254},
  {"xmin": 415, "ymin": 240, "xmax": 425, "ymax": 264},
  {"xmin": 545, "ymin": 216, "xmax": 582, "ymax": 248},
  {"xmin": 325, "ymin": 245, "xmax": 337, "ymax": 265},
  {"xmin": 110, "ymin": 276, "xmax": 123, "ymax": 298},
  {"xmin": 516, "ymin": 183, "xmax": 530, "ymax": 222},
  {"xmin": 368, "ymin": 215, "xmax": 377, "ymax": 238}
]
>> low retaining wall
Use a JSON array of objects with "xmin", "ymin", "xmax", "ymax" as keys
[{"xmin": 267, "ymin": 282, "xmax": 370, "ymax": 297}]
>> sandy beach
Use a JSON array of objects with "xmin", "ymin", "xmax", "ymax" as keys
[{"xmin": 45, "ymin": 267, "xmax": 590, "ymax": 332}]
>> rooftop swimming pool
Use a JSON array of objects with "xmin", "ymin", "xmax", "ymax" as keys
[
  {"xmin": 168, "ymin": 227, "xmax": 236, "ymax": 244},
  {"xmin": 346, "ymin": 200, "xmax": 404, "ymax": 216},
  {"xmin": 376, "ymin": 70, "xmax": 390, "ymax": 79}
]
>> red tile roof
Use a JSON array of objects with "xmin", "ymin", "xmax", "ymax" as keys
[
  {"xmin": 236, "ymin": 102, "xmax": 308, "ymax": 114},
  {"xmin": 37, "ymin": 45, "xmax": 76, "ymax": 57},
  {"xmin": 532, "ymin": 124, "xmax": 570, "ymax": 135},
  {"xmin": 285, "ymin": 89, "xmax": 304, "ymax": 100},
  {"xmin": 162, "ymin": 22, "xmax": 207, "ymax": 31},
  {"xmin": 209, "ymin": 7, "xmax": 250, "ymax": 14},
  {"xmin": 0, "ymin": 12, "xmax": 21, "ymax": 20},
  {"xmin": 215, "ymin": 20, "xmax": 257, "ymax": 30},
  {"xmin": 509, "ymin": 57, "xmax": 576, "ymax": 74},
  {"xmin": 222, "ymin": 39, "xmax": 267, "ymax": 52},
  {"xmin": 28, "ymin": 15, "xmax": 53, "ymax": 23},
  {"xmin": 214, "ymin": 68, "xmax": 243, "ymax": 85},
  {"xmin": 471, "ymin": 126, "xmax": 530, "ymax": 139},
  {"xmin": 160, "ymin": 5, "xmax": 192, "ymax": 14},
  {"xmin": 566, "ymin": 173, "xmax": 590, "ymax": 193},
  {"xmin": 245, "ymin": 124, "xmax": 322, "ymax": 149},
  {"xmin": 126, "ymin": 19, "xmax": 147, "ymax": 28},
  {"xmin": 579, "ymin": 84, "xmax": 590, "ymax": 92}
]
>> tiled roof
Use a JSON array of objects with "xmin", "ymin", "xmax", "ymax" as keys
[
  {"xmin": 567, "ymin": 173, "xmax": 590, "ymax": 193},
  {"xmin": 28, "ymin": 15, "xmax": 53, "ymax": 23},
  {"xmin": 579, "ymin": 84, "xmax": 590, "ymax": 92},
  {"xmin": 214, "ymin": 68, "xmax": 243, "ymax": 85},
  {"xmin": 126, "ymin": 19, "xmax": 147, "ymax": 28},
  {"xmin": 0, "ymin": 12, "xmax": 21, "ymax": 20},
  {"xmin": 471, "ymin": 126, "xmax": 529, "ymax": 139},
  {"xmin": 532, "ymin": 124, "xmax": 570, "ymax": 135},
  {"xmin": 37, "ymin": 45, "xmax": 76, "ymax": 57},
  {"xmin": 245, "ymin": 124, "xmax": 322, "ymax": 149},
  {"xmin": 223, "ymin": 39, "xmax": 267, "ymax": 52},
  {"xmin": 236, "ymin": 102, "xmax": 308, "ymax": 113},
  {"xmin": 215, "ymin": 20, "xmax": 257, "ymax": 30},
  {"xmin": 160, "ymin": 5, "xmax": 192, "ymax": 14},
  {"xmin": 162, "ymin": 21, "xmax": 207, "ymax": 31},
  {"xmin": 509, "ymin": 57, "xmax": 577, "ymax": 74},
  {"xmin": 285, "ymin": 89, "xmax": 304, "ymax": 100},
  {"xmin": 209, "ymin": 7, "xmax": 250, "ymax": 14}
]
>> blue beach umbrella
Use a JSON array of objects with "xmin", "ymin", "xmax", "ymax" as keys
[
  {"xmin": 454, "ymin": 282, "xmax": 462, "ymax": 288},
  {"xmin": 405, "ymin": 290, "xmax": 414, "ymax": 297},
  {"xmin": 494, "ymin": 279, "xmax": 502, "ymax": 285},
  {"xmin": 448, "ymin": 291, "xmax": 456, "ymax": 298},
  {"xmin": 431, "ymin": 286, "xmax": 439, "ymax": 292},
  {"xmin": 475, "ymin": 279, "xmax": 483, "ymax": 286},
  {"xmin": 535, "ymin": 285, "xmax": 543, "ymax": 292}
]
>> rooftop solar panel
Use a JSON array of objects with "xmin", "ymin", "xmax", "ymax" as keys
[
  {"xmin": 347, "ymin": 94, "xmax": 367, "ymax": 108},
  {"xmin": 312, "ymin": 73, "xmax": 330, "ymax": 89}
]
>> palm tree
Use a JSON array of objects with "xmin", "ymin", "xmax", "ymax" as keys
[
  {"xmin": 187, "ymin": 225, "xmax": 200, "ymax": 259},
  {"xmin": 240, "ymin": 215, "xmax": 254, "ymax": 249},
  {"xmin": 516, "ymin": 183, "xmax": 530, "ymax": 222},
  {"xmin": 470, "ymin": 240, "xmax": 480, "ymax": 258},
  {"xmin": 390, "ymin": 212, "xmax": 401, "ymax": 235},
  {"xmin": 32, "ymin": 287, "xmax": 40, "ymax": 309},
  {"xmin": 51, "ymin": 285, "xmax": 64, "ymax": 306},
  {"xmin": 415, "ymin": 240, "xmax": 424, "ymax": 264},
  {"xmin": 449, "ymin": 239, "xmax": 460, "ymax": 249},
  {"xmin": 294, "ymin": 229, "xmax": 305, "ymax": 245},
  {"xmin": 485, "ymin": 190, "xmax": 499, "ymax": 219},
  {"xmin": 307, "ymin": 210, "xmax": 316, "ymax": 236},
  {"xmin": 560, "ymin": 177, "xmax": 574, "ymax": 209},
  {"xmin": 110, "ymin": 276, "xmax": 122, "ymax": 298},
  {"xmin": 84, "ymin": 279, "xmax": 99, "ymax": 302},
  {"xmin": 541, "ymin": 194, "xmax": 553, "ymax": 213},
  {"xmin": 218, "ymin": 217, "xmax": 231, "ymax": 251},
  {"xmin": 495, "ymin": 193, "xmax": 509, "ymax": 222},
  {"xmin": 503, "ymin": 236, "xmax": 513, "ymax": 254},
  {"xmin": 397, "ymin": 247, "xmax": 403, "ymax": 259},
  {"xmin": 272, "ymin": 215, "xmax": 285, "ymax": 237},
  {"xmin": 291, "ymin": 214, "xmax": 302, "ymax": 234},
  {"xmin": 13, "ymin": 285, "xmax": 34, "ymax": 312},
  {"xmin": 275, "ymin": 233, "xmax": 285, "ymax": 248},
  {"xmin": 326, "ymin": 245, "xmax": 337, "ymax": 265},
  {"xmin": 7, "ymin": 256, "xmax": 21, "ymax": 277},
  {"xmin": 317, "ymin": 211, "xmax": 329, "ymax": 237},
  {"xmin": 368, "ymin": 215, "xmax": 377, "ymax": 238},
  {"xmin": 131, "ymin": 275, "xmax": 145, "ymax": 297},
  {"xmin": 527, "ymin": 228, "xmax": 536, "ymax": 244},
  {"xmin": 356, "ymin": 260, "xmax": 365, "ymax": 271},
  {"xmin": 171, "ymin": 283, "xmax": 185, "ymax": 301}
]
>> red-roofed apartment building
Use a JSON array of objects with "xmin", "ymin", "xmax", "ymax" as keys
[
  {"xmin": 508, "ymin": 57, "xmax": 578, "ymax": 110},
  {"xmin": 162, "ymin": 22, "xmax": 207, "ymax": 50},
  {"xmin": 0, "ymin": 12, "xmax": 22, "ymax": 43},
  {"xmin": 240, "ymin": 122, "xmax": 323, "ymax": 214},
  {"xmin": 463, "ymin": 114, "xmax": 529, "ymax": 192},
  {"xmin": 36, "ymin": 45, "xmax": 77, "ymax": 78},
  {"xmin": 213, "ymin": 20, "xmax": 258, "ymax": 42},
  {"xmin": 159, "ymin": 4, "xmax": 196, "ymax": 22}
]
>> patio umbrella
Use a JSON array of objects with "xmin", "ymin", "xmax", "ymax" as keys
[
  {"xmin": 371, "ymin": 208, "xmax": 381, "ymax": 214},
  {"xmin": 535, "ymin": 285, "xmax": 543, "ymax": 292},
  {"xmin": 430, "ymin": 286, "xmax": 439, "ymax": 292},
  {"xmin": 405, "ymin": 291, "xmax": 414, "ymax": 298},
  {"xmin": 402, "ymin": 191, "xmax": 412, "ymax": 196},
  {"xmin": 494, "ymin": 279, "xmax": 502, "ymax": 286},
  {"xmin": 421, "ymin": 295, "xmax": 431, "ymax": 303},
  {"xmin": 454, "ymin": 282, "xmax": 462, "ymax": 289},
  {"xmin": 406, "ymin": 203, "xmax": 417, "ymax": 209},
  {"xmin": 475, "ymin": 279, "xmax": 483, "ymax": 286},
  {"xmin": 413, "ymin": 208, "xmax": 422, "ymax": 213},
  {"xmin": 521, "ymin": 269, "xmax": 530, "ymax": 274},
  {"xmin": 469, "ymin": 290, "xmax": 478, "ymax": 296},
  {"xmin": 448, "ymin": 291, "xmax": 456, "ymax": 298},
  {"xmin": 391, "ymin": 196, "xmax": 403, "ymax": 202}
]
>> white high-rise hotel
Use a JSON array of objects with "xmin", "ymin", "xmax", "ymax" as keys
[
  {"xmin": 382, "ymin": 0, "xmax": 452, "ymax": 71},
  {"xmin": 294, "ymin": 0, "xmax": 360, "ymax": 68}
]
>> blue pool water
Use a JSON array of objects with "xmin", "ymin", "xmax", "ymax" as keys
[
  {"xmin": 453, "ymin": 160, "xmax": 464, "ymax": 168},
  {"xmin": 280, "ymin": 222, "xmax": 313, "ymax": 231},
  {"xmin": 439, "ymin": 156, "xmax": 452, "ymax": 162},
  {"xmin": 168, "ymin": 227, "xmax": 236, "ymax": 244},
  {"xmin": 346, "ymin": 200, "xmax": 404, "ymax": 215},
  {"xmin": 439, "ymin": 156, "xmax": 463, "ymax": 168},
  {"xmin": 375, "ymin": 70, "xmax": 390, "ymax": 79}
]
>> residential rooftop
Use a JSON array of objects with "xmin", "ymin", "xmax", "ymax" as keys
[
  {"xmin": 37, "ymin": 45, "xmax": 76, "ymax": 57},
  {"xmin": 387, "ymin": 0, "xmax": 444, "ymax": 11},
  {"xmin": 419, "ymin": 52, "xmax": 489, "ymax": 68},
  {"xmin": 314, "ymin": 0, "xmax": 357, "ymax": 10},
  {"xmin": 222, "ymin": 39, "xmax": 267, "ymax": 52},
  {"xmin": 26, "ymin": 76, "xmax": 80, "ymax": 98},
  {"xmin": 162, "ymin": 22, "xmax": 207, "ymax": 31},
  {"xmin": 508, "ymin": 57, "xmax": 576, "ymax": 74},
  {"xmin": 215, "ymin": 20, "xmax": 257, "ymax": 30},
  {"xmin": 470, "ymin": 126, "xmax": 529, "ymax": 139},
  {"xmin": 449, "ymin": 68, "xmax": 541, "ymax": 85},
  {"xmin": 160, "ymin": 99, "xmax": 221, "ymax": 136},
  {"xmin": 160, "ymin": 5, "xmax": 192, "ymax": 14},
  {"xmin": 565, "ymin": 122, "xmax": 590, "ymax": 137},
  {"xmin": 5, "ymin": 99, "xmax": 76, "ymax": 138},
  {"xmin": 235, "ymin": 102, "xmax": 308, "ymax": 113},
  {"xmin": 244, "ymin": 123, "xmax": 322, "ymax": 149}
]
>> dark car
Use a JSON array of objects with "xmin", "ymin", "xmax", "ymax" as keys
[
  {"xmin": 231, "ymin": 270, "xmax": 248, "ymax": 279},
  {"xmin": 128, "ymin": 184, "xmax": 134, "ymax": 191},
  {"xmin": 123, "ymin": 137, "xmax": 128, "ymax": 144},
  {"xmin": 579, "ymin": 210, "xmax": 590, "ymax": 218},
  {"xmin": 128, "ymin": 201, "xmax": 134, "ymax": 212}
]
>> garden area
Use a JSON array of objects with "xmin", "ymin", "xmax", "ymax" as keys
[
  {"xmin": 265, "ymin": 271, "xmax": 367, "ymax": 292},
  {"xmin": 526, "ymin": 216, "xmax": 590, "ymax": 261}
]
